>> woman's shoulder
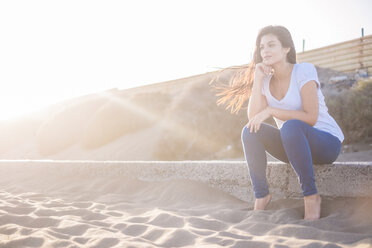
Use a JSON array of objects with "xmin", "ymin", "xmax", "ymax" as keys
[
  {"xmin": 294, "ymin": 62, "xmax": 321, "ymax": 89},
  {"xmin": 295, "ymin": 62, "xmax": 316, "ymax": 71}
]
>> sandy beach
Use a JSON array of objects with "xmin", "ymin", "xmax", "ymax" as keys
[
  {"xmin": 1, "ymin": 1, "xmax": 371, "ymax": 247},
  {"xmin": 1, "ymin": 161, "xmax": 372, "ymax": 248}
]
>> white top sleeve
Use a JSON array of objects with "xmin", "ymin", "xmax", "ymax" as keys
[{"xmin": 298, "ymin": 63, "xmax": 321, "ymax": 90}]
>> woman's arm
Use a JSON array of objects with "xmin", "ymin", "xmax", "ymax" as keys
[
  {"xmin": 248, "ymin": 78, "xmax": 268, "ymax": 120},
  {"xmin": 248, "ymin": 63, "xmax": 272, "ymax": 120},
  {"xmin": 267, "ymin": 80, "xmax": 319, "ymax": 126}
]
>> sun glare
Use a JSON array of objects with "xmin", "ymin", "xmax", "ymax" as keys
[{"xmin": 0, "ymin": 0, "xmax": 370, "ymax": 121}]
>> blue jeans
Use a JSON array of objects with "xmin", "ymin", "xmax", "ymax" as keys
[{"xmin": 241, "ymin": 119, "xmax": 342, "ymax": 198}]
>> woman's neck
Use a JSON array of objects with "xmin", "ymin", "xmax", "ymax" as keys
[{"xmin": 272, "ymin": 62, "xmax": 294, "ymax": 81}]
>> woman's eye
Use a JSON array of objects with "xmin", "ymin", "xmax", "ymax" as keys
[{"xmin": 260, "ymin": 44, "xmax": 274, "ymax": 49}]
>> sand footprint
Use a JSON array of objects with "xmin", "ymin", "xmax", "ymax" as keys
[
  {"xmin": 141, "ymin": 229, "xmax": 166, "ymax": 242},
  {"xmin": 148, "ymin": 213, "xmax": 185, "ymax": 228},
  {"xmin": 188, "ymin": 216, "xmax": 228, "ymax": 231},
  {"xmin": 126, "ymin": 216, "xmax": 151, "ymax": 223},
  {"xmin": 0, "ymin": 206, "xmax": 35, "ymax": 215},
  {"xmin": 157, "ymin": 229, "xmax": 197, "ymax": 247},
  {"xmin": 50, "ymin": 223, "xmax": 91, "ymax": 236},
  {"xmin": 0, "ymin": 214, "xmax": 60, "ymax": 228},
  {"xmin": 122, "ymin": 224, "xmax": 148, "ymax": 236}
]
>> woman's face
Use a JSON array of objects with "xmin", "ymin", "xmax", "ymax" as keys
[{"xmin": 259, "ymin": 34, "xmax": 290, "ymax": 65}]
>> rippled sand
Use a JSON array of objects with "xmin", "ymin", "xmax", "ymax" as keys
[{"xmin": 1, "ymin": 162, "xmax": 372, "ymax": 248}]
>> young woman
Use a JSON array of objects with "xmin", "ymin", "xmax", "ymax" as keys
[{"xmin": 211, "ymin": 25, "xmax": 344, "ymax": 220}]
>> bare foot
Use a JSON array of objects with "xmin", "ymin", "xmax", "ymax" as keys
[
  {"xmin": 254, "ymin": 193, "xmax": 272, "ymax": 210},
  {"xmin": 304, "ymin": 193, "xmax": 322, "ymax": 220}
]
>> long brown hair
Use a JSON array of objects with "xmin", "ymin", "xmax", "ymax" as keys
[{"xmin": 209, "ymin": 25, "xmax": 297, "ymax": 114}]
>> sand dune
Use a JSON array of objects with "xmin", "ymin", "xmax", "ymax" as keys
[{"xmin": 1, "ymin": 161, "xmax": 372, "ymax": 248}]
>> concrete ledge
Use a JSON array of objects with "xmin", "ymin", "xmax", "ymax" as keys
[{"xmin": 0, "ymin": 160, "xmax": 371, "ymax": 202}]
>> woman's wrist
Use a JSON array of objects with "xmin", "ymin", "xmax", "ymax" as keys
[
  {"xmin": 253, "ymin": 76, "xmax": 264, "ymax": 85},
  {"xmin": 265, "ymin": 106, "xmax": 272, "ymax": 116}
]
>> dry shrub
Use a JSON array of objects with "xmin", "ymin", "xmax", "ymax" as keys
[
  {"xmin": 325, "ymin": 78, "xmax": 372, "ymax": 143},
  {"xmin": 153, "ymin": 77, "xmax": 248, "ymax": 160}
]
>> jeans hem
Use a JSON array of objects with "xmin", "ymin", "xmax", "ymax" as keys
[
  {"xmin": 303, "ymin": 190, "xmax": 318, "ymax": 197},
  {"xmin": 255, "ymin": 192, "xmax": 270, "ymax": 199}
]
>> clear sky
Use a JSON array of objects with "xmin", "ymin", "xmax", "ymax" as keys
[{"xmin": 0, "ymin": 0, "xmax": 371, "ymax": 121}]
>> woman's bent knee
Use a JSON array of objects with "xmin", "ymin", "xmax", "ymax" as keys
[
  {"xmin": 241, "ymin": 125, "xmax": 249, "ymax": 140},
  {"xmin": 281, "ymin": 119, "xmax": 305, "ymax": 130},
  {"xmin": 241, "ymin": 125, "xmax": 255, "ymax": 142},
  {"xmin": 280, "ymin": 119, "xmax": 306, "ymax": 138}
]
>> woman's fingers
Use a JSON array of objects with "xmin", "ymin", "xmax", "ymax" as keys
[
  {"xmin": 248, "ymin": 118, "xmax": 261, "ymax": 133},
  {"xmin": 256, "ymin": 123, "xmax": 260, "ymax": 132},
  {"xmin": 248, "ymin": 121, "xmax": 254, "ymax": 133},
  {"xmin": 257, "ymin": 62, "xmax": 274, "ymax": 78},
  {"xmin": 265, "ymin": 66, "xmax": 270, "ymax": 76},
  {"xmin": 262, "ymin": 65, "xmax": 271, "ymax": 76},
  {"xmin": 252, "ymin": 122, "xmax": 260, "ymax": 133}
]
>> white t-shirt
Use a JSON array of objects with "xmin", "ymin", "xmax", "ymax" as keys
[{"xmin": 261, "ymin": 62, "xmax": 344, "ymax": 143}]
